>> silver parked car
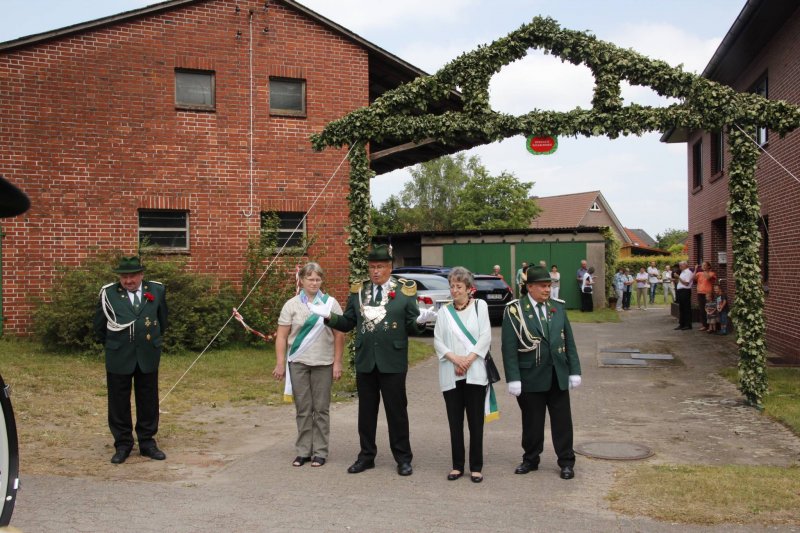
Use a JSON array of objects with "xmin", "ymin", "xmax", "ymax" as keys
[{"xmin": 392, "ymin": 272, "xmax": 452, "ymax": 330}]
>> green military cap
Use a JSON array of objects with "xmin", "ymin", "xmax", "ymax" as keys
[
  {"xmin": 113, "ymin": 256, "xmax": 146, "ymax": 274},
  {"xmin": 525, "ymin": 265, "xmax": 553, "ymax": 284},
  {"xmin": 367, "ymin": 244, "xmax": 393, "ymax": 262}
]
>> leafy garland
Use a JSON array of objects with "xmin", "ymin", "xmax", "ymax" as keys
[{"xmin": 312, "ymin": 16, "xmax": 800, "ymax": 406}]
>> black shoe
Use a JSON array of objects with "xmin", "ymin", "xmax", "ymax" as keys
[
  {"xmin": 680, "ymin": 326, "xmax": 692, "ymax": 330},
  {"xmin": 673, "ymin": 326, "xmax": 682, "ymax": 330},
  {"xmin": 470, "ymin": 473, "xmax": 483, "ymax": 483},
  {"xmin": 560, "ymin": 466, "xmax": 575, "ymax": 479},
  {"xmin": 110, "ymin": 448, "xmax": 131, "ymax": 464},
  {"xmin": 447, "ymin": 470, "xmax": 463, "ymax": 481},
  {"xmin": 397, "ymin": 462, "xmax": 413, "ymax": 476},
  {"xmin": 514, "ymin": 461, "xmax": 538, "ymax": 474},
  {"xmin": 140, "ymin": 445, "xmax": 166, "ymax": 460},
  {"xmin": 347, "ymin": 459, "xmax": 375, "ymax": 474}
]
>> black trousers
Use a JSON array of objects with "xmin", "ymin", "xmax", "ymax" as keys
[
  {"xmin": 443, "ymin": 380, "xmax": 485, "ymax": 473},
  {"xmin": 677, "ymin": 288, "xmax": 692, "ymax": 328},
  {"xmin": 697, "ymin": 293, "xmax": 708, "ymax": 328},
  {"xmin": 356, "ymin": 368, "xmax": 412, "ymax": 464},
  {"xmin": 622, "ymin": 290, "xmax": 632, "ymax": 309},
  {"xmin": 515, "ymin": 369, "xmax": 575, "ymax": 468},
  {"xmin": 107, "ymin": 365, "xmax": 159, "ymax": 451},
  {"xmin": 580, "ymin": 290, "xmax": 593, "ymax": 312}
]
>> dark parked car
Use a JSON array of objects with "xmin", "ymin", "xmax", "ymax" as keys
[
  {"xmin": 473, "ymin": 275, "xmax": 514, "ymax": 325},
  {"xmin": 392, "ymin": 265, "xmax": 451, "ymax": 277}
]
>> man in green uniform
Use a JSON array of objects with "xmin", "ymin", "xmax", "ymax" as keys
[
  {"xmin": 308, "ymin": 245, "xmax": 434, "ymax": 476},
  {"xmin": 502, "ymin": 265, "xmax": 582, "ymax": 479},
  {"xmin": 94, "ymin": 256, "xmax": 169, "ymax": 464}
]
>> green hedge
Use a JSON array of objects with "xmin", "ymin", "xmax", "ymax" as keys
[{"xmin": 615, "ymin": 254, "xmax": 689, "ymax": 274}]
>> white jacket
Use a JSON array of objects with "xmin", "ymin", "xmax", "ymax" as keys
[{"xmin": 433, "ymin": 298, "xmax": 492, "ymax": 392}]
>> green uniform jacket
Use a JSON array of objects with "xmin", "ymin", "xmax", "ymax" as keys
[
  {"xmin": 93, "ymin": 281, "xmax": 169, "ymax": 375},
  {"xmin": 327, "ymin": 278, "xmax": 425, "ymax": 374},
  {"xmin": 501, "ymin": 297, "xmax": 580, "ymax": 392}
]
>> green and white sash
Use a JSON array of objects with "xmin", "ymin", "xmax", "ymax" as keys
[
  {"xmin": 444, "ymin": 303, "xmax": 499, "ymax": 423},
  {"xmin": 284, "ymin": 292, "xmax": 330, "ymax": 403}
]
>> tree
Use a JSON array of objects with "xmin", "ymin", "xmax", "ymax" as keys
[
  {"xmin": 451, "ymin": 171, "xmax": 541, "ymax": 230},
  {"xmin": 370, "ymin": 196, "xmax": 403, "ymax": 235},
  {"xmin": 656, "ymin": 228, "xmax": 688, "ymax": 250}
]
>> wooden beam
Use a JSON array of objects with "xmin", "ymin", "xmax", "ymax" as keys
[{"xmin": 370, "ymin": 138, "xmax": 437, "ymax": 161}]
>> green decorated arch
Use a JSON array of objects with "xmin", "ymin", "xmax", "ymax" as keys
[{"xmin": 311, "ymin": 17, "xmax": 800, "ymax": 405}]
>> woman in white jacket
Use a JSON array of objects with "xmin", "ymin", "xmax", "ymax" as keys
[{"xmin": 434, "ymin": 267, "xmax": 492, "ymax": 483}]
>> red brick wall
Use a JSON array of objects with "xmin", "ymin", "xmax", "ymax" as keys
[
  {"xmin": 687, "ymin": 6, "xmax": 800, "ymax": 362},
  {"xmin": 0, "ymin": 0, "xmax": 365, "ymax": 333}
]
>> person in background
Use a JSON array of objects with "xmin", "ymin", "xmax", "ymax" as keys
[
  {"xmin": 705, "ymin": 293, "xmax": 718, "ymax": 334},
  {"xmin": 647, "ymin": 261, "xmax": 660, "ymax": 304},
  {"xmin": 492, "ymin": 265, "xmax": 504, "ymax": 281},
  {"xmin": 580, "ymin": 266, "xmax": 594, "ymax": 312},
  {"xmin": 516, "ymin": 261, "xmax": 529, "ymax": 298},
  {"xmin": 715, "ymin": 284, "xmax": 729, "ymax": 335},
  {"xmin": 675, "ymin": 261, "xmax": 694, "ymax": 330},
  {"xmin": 694, "ymin": 261, "xmax": 717, "ymax": 331},
  {"xmin": 662, "ymin": 264, "xmax": 676, "ymax": 304},
  {"xmin": 502, "ymin": 265, "xmax": 581, "ymax": 480},
  {"xmin": 434, "ymin": 267, "xmax": 491, "ymax": 483},
  {"xmin": 550, "ymin": 265, "xmax": 561, "ymax": 300},
  {"xmin": 635, "ymin": 267, "xmax": 649, "ymax": 310},
  {"xmin": 612, "ymin": 267, "xmax": 625, "ymax": 312},
  {"xmin": 273, "ymin": 262, "xmax": 345, "ymax": 468},
  {"xmin": 576, "ymin": 260, "xmax": 588, "ymax": 291},
  {"xmin": 622, "ymin": 268, "xmax": 634, "ymax": 310}
]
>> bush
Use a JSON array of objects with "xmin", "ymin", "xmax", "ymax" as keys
[{"xmin": 32, "ymin": 250, "xmax": 237, "ymax": 354}]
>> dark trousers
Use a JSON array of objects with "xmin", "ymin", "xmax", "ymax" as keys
[
  {"xmin": 107, "ymin": 365, "xmax": 159, "ymax": 451},
  {"xmin": 622, "ymin": 290, "xmax": 632, "ymax": 309},
  {"xmin": 443, "ymin": 380, "xmax": 485, "ymax": 473},
  {"xmin": 677, "ymin": 288, "xmax": 692, "ymax": 328},
  {"xmin": 515, "ymin": 369, "xmax": 575, "ymax": 467},
  {"xmin": 697, "ymin": 293, "xmax": 708, "ymax": 328},
  {"xmin": 356, "ymin": 369, "xmax": 412, "ymax": 464},
  {"xmin": 580, "ymin": 290, "xmax": 593, "ymax": 312}
]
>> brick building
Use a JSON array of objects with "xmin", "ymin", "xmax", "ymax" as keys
[
  {"xmin": 662, "ymin": 0, "xmax": 800, "ymax": 362},
  {"xmin": 0, "ymin": 0, "xmax": 455, "ymax": 334}
]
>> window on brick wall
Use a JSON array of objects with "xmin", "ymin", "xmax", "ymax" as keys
[
  {"xmin": 759, "ymin": 216, "xmax": 769, "ymax": 283},
  {"xmin": 269, "ymin": 78, "xmax": 306, "ymax": 116},
  {"xmin": 692, "ymin": 140, "xmax": 703, "ymax": 189},
  {"xmin": 693, "ymin": 233, "xmax": 703, "ymax": 265},
  {"xmin": 175, "ymin": 69, "xmax": 215, "ymax": 110},
  {"xmin": 710, "ymin": 130, "xmax": 724, "ymax": 176},
  {"xmin": 752, "ymin": 75, "xmax": 768, "ymax": 146},
  {"xmin": 139, "ymin": 210, "xmax": 189, "ymax": 250},
  {"xmin": 261, "ymin": 211, "xmax": 307, "ymax": 249}
]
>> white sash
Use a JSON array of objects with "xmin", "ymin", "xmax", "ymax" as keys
[{"xmin": 284, "ymin": 292, "xmax": 329, "ymax": 402}]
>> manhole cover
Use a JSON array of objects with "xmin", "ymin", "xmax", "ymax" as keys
[{"xmin": 574, "ymin": 441, "xmax": 654, "ymax": 460}]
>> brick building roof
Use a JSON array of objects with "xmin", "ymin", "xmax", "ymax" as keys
[{"xmin": 530, "ymin": 191, "xmax": 631, "ymax": 244}]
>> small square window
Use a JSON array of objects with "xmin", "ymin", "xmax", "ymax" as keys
[
  {"xmin": 710, "ymin": 131, "xmax": 724, "ymax": 175},
  {"xmin": 175, "ymin": 69, "xmax": 215, "ymax": 110},
  {"xmin": 139, "ymin": 210, "xmax": 189, "ymax": 250},
  {"xmin": 269, "ymin": 78, "xmax": 306, "ymax": 116},
  {"xmin": 261, "ymin": 211, "xmax": 306, "ymax": 248}
]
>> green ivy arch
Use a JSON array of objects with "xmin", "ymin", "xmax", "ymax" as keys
[{"xmin": 311, "ymin": 16, "xmax": 800, "ymax": 406}]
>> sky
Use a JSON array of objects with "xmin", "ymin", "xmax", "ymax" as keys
[{"xmin": 0, "ymin": 0, "xmax": 746, "ymax": 239}]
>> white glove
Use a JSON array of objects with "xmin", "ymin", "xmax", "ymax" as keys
[
  {"xmin": 307, "ymin": 299, "xmax": 334, "ymax": 319},
  {"xmin": 507, "ymin": 381, "xmax": 522, "ymax": 397},
  {"xmin": 416, "ymin": 307, "xmax": 437, "ymax": 324},
  {"xmin": 569, "ymin": 375, "xmax": 582, "ymax": 389}
]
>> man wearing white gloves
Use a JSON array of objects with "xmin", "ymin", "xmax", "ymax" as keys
[
  {"xmin": 308, "ymin": 244, "xmax": 433, "ymax": 477},
  {"xmin": 501, "ymin": 265, "xmax": 582, "ymax": 480}
]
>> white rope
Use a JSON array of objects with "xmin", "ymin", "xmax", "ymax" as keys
[{"xmin": 160, "ymin": 142, "xmax": 357, "ymax": 404}]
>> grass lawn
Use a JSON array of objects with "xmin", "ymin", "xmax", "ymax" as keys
[
  {"xmin": 0, "ymin": 336, "xmax": 434, "ymax": 476},
  {"xmin": 720, "ymin": 366, "xmax": 800, "ymax": 434},
  {"xmin": 567, "ymin": 307, "xmax": 621, "ymax": 323}
]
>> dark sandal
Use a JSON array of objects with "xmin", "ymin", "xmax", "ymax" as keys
[
  {"xmin": 470, "ymin": 473, "xmax": 483, "ymax": 483},
  {"xmin": 447, "ymin": 470, "xmax": 463, "ymax": 481},
  {"xmin": 292, "ymin": 456, "xmax": 311, "ymax": 467},
  {"xmin": 311, "ymin": 456, "xmax": 326, "ymax": 467}
]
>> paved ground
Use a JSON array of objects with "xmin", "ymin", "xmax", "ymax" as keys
[{"xmin": 9, "ymin": 306, "xmax": 800, "ymax": 532}]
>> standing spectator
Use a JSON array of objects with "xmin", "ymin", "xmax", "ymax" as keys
[
  {"xmin": 550, "ymin": 265, "xmax": 561, "ymax": 301},
  {"xmin": 576, "ymin": 260, "xmax": 588, "ymax": 291},
  {"xmin": 516, "ymin": 261, "xmax": 529, "ymax": 298},
  {"xmin": 675, "ymin": 261, "xmax": 694, "ymax": 330},
  {"xmin": 635, "ymin": 267, "xmax": 649, "ymax": 310},
  {"xmin": 502, "ymin": 265, "xmax": 582, "ymax": 480},
  {"xmin": 622, "ymin": 268, "xmax": 634, "ymax": 310},
  {"xmin": 580, "ymin": 266, "xmax": 594, "ymax": 312},
  {"xmin": 538, "ymin": 260, "xmax": 547, "ymax": 269},
  {"xmin": 492, "ymin": 265, "xmax": 504, "ymax": 281},
  {"xmin": 612, "ymin": 267, "xmax": 625, "ymax": 311},
  {"xmin": 694, "ymin": 261, "xmax": 718, "ymax": 331},
  {"xmin": 705, "ymin": 296, "xmax": 719, "ymax": 334},
  {"xmin": 308, "ymin": 245, "xmax": 434, "ymax": 476},
  {"xmin": 647, "ymin": 261, "xmax": 660, "ymax": 304},
  {"xmin": 94, "ymin": 256, "xmax": 169, "ymax": 464},
  {"xmin": 434, "ymin": 267, "xmax": 491, "ymax": 483},
  {"xmin": 715, "ymin": 285, "xmax": 729, "ymax": 335},
  {"xmin": 662, "ymin": 265, "xmax": 676, "ymax": 304}
]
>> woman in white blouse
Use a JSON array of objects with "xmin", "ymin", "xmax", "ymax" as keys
[{"xmin": 434, "ymin": 267, "xmax": 492, "ymax": 483}]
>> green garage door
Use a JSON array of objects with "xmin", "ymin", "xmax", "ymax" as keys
[
  {"xmin": 516, "ymin": 242, "xmax": 586, "ymax": 309},
  {"xmin": 443, "ymin": 243, "xmax": 511, "ymax": 278}
]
